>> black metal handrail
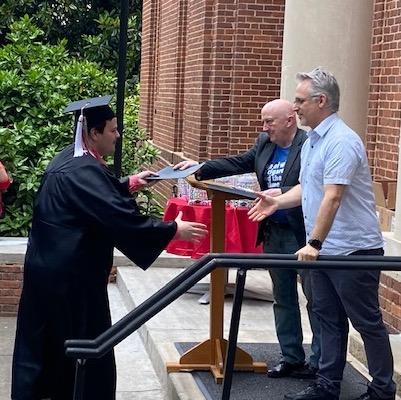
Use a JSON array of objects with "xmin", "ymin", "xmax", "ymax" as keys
[{"xmin": 66, "ymin": 253, "xmax": 401, "ymax": 399}]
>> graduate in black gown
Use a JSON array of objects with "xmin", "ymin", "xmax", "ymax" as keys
[{"xmin": 11, "ymin": 97, "xmax": 207, "ymax": 400}]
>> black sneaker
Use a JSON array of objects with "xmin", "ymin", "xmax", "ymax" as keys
[
  {"xmin": 283, "ymin": 383, "xmax": 339, "ymax": 400},
  {"xmin": 267, "ymin": 361, "xmax": 305, "ymax": 378}
]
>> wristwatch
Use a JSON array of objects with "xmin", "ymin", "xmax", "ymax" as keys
[{"xmin": 308, "ymin": 238, "xmax": 322, "ymax": 251}]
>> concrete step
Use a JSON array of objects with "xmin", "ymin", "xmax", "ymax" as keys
[
  {"xmin": 116, "ymin": 264, "xmax": 401, "ymax": 400},
  {"xmin": 109, "ymin": 283, "xmax": 165, "ymax": 400},
  {"xmin": 115, "ymin": 265, "xmax": 313, "ymax": 400}
]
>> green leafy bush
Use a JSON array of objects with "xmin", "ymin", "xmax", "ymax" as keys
[
  {"xmin": 0, "ymin": 0, "xmax": 142, "ymax": 79},
  {"xmin": 0, "ymin": 17, "xmax": 159, "ymax": 236}
]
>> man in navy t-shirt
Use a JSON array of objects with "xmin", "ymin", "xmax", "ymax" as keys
[{"xmin": 175, "ymin": 99, "xmax": 321, "ymax": 379}]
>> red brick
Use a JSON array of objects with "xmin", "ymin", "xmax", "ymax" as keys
[
  {"xmin": 0, "ymin": 280, "xmax": 21, "ymax": 289},
  {"xmin": 0, "ymin": 296, "xmax": 20, "ymax": 305},
  {"xmin": 391, "ymin": 303, "xmax": 401, "ymax": 318},
  {"xmin": 1, "ymin": 304, "xmax": 19, "ymax": 313},
  {"xmin": 0, "ymin": 288, "xmax": 21, "ymax": 296},
  {"xmin": 0, "ymin": 264, "xmax": 23, "ymax": 272}
]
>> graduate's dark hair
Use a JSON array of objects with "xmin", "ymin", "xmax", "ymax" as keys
[
  {"xmin": 84, "ymin": 105, "xmax": 116, "ymax": 134},
  {"xmin": 89, "ymin": 120, "xmax": 107, "ymax": 134}
]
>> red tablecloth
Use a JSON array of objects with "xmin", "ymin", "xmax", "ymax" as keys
[{"xmin": 163, "ymin": 198, "xmax": 262, "ymax": 258}]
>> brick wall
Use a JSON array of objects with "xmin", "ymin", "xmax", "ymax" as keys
[
  {"xmin": 180, "ymin": 0, "xmax": 214, "ymax": 160},
  {"xmin": 367, "ymin": 0, "xmax": 401, "ymax": 333},
  {"xmin": 140, "ymin": 0, "xmax": 285, "ymax": 203},
  {"xmin": 367, "ymin": 0, "xmax": 401, "ymax": 180},
  {"xmin": 197, "ymin": 0, "xmax": 284, "ymax": 160},
  {"xmin": 150, "ymin": 0, "xmax": 187, "ymax": 152},
  {"xmin": 139, "ymin": 0, "xmax": 158, "ymax": 140},
  {"xmin": 141, "ymin": 0, "xmax": 401, "ymax": 185},
  {"xmin": 191, "ymin": 0, "xmax": 286, "ymax": 160},
  {"xmin": 379, "ymin": 273, "xmax": 401, "ymax": 333},
  {"xmin": 222, "ymin": 0, "xmax": 284, "ymax": 157},
  {"xmin": 140, "ymin": 0, "xmax": 285, "ymax": 167},
  {"xmin": 0, "ymin": 264, "xmax": 23, "ymax": 317}
]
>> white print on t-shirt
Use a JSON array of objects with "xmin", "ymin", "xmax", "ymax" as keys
[{"xmin": 266, "ymin": 161, "xmax": 286, "ymax": 188}]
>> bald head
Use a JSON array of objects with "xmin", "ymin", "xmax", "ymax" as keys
[
  {"xmin": 261, "ymin": 99, "xmax": 297, "ymax": 147},
  {"xmin": 262, "ymin": 99, "xmax": 294, "ymax": 116}
]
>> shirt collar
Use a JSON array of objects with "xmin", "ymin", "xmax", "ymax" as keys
[{"xmin": 308, "ymin": 113, "xmax": 338, "ymax": 138}]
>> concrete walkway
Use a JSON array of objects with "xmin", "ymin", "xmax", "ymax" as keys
[{"xmin": 0, "ymin": 317, "xmax": 15, "ymax": 399}]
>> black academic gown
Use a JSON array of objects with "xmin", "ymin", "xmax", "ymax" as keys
[{"xmin": 12, "ymin": 144, "xmax": 177, "ymax": 400}]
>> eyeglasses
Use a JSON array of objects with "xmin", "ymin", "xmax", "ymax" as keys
[{"xmin": 293, "ymin": 95, "xmax": 320, "ymax": 106}]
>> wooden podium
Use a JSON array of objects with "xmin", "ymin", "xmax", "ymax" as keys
[{"xmin": 166, "ymin": 177, "xmax": 267, "ymax": 383}]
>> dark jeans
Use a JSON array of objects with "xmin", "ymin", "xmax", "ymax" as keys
[
  {"xmin": 264, "ymin": 223, "xmax": 321, "ymax": 367},
  {"xmin": 313, "ymin": 248, "xmax": 396, "ymax": 398}
]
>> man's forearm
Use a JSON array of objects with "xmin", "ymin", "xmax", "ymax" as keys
[
  {"xmin": 309, "ymin": 189, "xmax": 342, "ymax": 241},
  {"xmin": 276, "ymin": 184, "xmax": 302, "ymax": 209}
]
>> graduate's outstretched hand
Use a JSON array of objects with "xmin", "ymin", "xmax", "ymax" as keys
[
  {"xmin": 247, "ymin": 191, "xmax": 278, "ymax": 222},
  {"xmin": 174, "ymin": 211, "xmax": 208, "ymax": 243},
  {"xmin": 128, "ymin": 171, "xmax": 158, "ymax": 192},
  {"xmin": 173, "ymin": 160, "xmax": 198, "ymax": 171}
]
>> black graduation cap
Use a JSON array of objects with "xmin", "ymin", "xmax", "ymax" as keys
[{"xmin": 64, "ymin": 95, "xmax": 115, "ymax": 157}]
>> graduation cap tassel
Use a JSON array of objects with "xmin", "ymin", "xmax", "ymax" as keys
[
  {"xmin": 73, "ymin": 103, "xmax": 89, "ymax": 158},
  {"xmin": 64, "ymin": 95, "xmax": 114, "ymax": 158}
]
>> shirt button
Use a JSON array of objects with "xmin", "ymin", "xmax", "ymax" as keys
[{"xmin": 304, "ymin": 216, "xmax": 307, "ymax": 219}]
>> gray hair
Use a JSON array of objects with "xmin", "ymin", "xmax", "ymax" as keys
[{"xmin": 296, "ymin": 67, "xmax": 340, "ymax": 112}]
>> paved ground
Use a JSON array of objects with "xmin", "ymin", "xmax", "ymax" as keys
[
  {"xmin": 0, "ymin": 285, "xmax": 164, "ymax": 400},
  {"xmin": 0, "ymin": 317, "xmax": 15, "ymax": 400}
]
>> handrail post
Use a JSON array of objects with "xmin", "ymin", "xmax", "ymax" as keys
[
  {"xmin": 73, "ymin": 358, "xmax": 87, "ymax": 400},
  {"xmin": 222, "ymin": 268, "xmax": 247, "ymax": 400}
]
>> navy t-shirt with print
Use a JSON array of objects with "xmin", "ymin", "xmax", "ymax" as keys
[{"xmin": 264, "ymin": 145, "xmax": 290, "ymax": 223}]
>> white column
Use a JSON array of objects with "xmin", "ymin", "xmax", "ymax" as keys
[{"xmin": 280, "ymin": 0, "xmax": 374, "ymax": 140}]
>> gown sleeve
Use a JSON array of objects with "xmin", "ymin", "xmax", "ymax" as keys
[{"xmin": 63, "ymin": 163, "xmax": 177, "ymax": 270}]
